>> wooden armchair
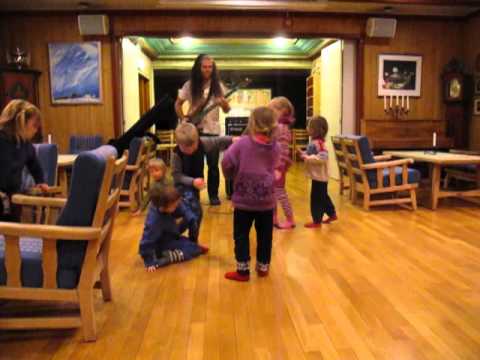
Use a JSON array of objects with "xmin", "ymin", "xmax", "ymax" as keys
[
  {"xmin": 0, "ymin": 145, "xmax": 128, "ymax": 341},
  {"xmin": 156, "ymin": 130, "xmax": 175, "ymax": 166},
  {"xmin": 331, "ymin": 136, "xmax": 351, "ymax": 196},
  {"xmin": 443, "ymin": 149, "xmax": 480, "ymax": 188},
  {"xmin": 292, "ymin": 129, "xmax": 309, "ymax": 162},
  {"xmin": 119, "ymin": 137, "xmax": 147, "ymax": 212},
  {"xmin": 343, "ymin": 136, "xmax": 419, "ymax": 210}
]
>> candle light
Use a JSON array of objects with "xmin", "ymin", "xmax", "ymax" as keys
[
  {"xmin": 390, "ymin": 95, "xmax": 393, "ymax": 107},
  {"xmin": 407, "ymin": 96, "xmax": 410, "ymax": 110},
  {"xmin": 48, "ymin": 134, "xmax": 52, "ymax": 144},
  {"xmin": 401, "ymin": 95, "xmax": 404, "ymax": 108},
  {"xmin": 384, "ymin": 95, "xmax": 387, "ymax": 110},
  {"xmin": 396, "ymin": 95, "xmax": 399, "ymax": 106},
  {"xmin": 433, "ymin": 132, "xmax": 437, "ymax": 148}
]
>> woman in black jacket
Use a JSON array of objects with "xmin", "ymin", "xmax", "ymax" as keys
[{"xmin": 0, "ymin": 99, "xmax": 48, "ymax": 221}]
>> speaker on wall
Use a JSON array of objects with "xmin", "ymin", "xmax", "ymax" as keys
[
  {"xmin": 366, "ymin": 18, "xmax": 397, "ymax": 38},
  {"xmin": 78, "ymin": 15, "xmax": 109, "ymax": 35}
]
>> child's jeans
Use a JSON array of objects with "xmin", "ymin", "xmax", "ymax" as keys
[
  {"xmin": 233, "ymin": 208, "xmax": 273, "ymax": 274},
  {"xmin": 178, "ymin": 187, "xmax": 203, "ymax": 242},
  {"xmin": 311, "ymin": 180, "xmax": 336, "ymax": 223}
]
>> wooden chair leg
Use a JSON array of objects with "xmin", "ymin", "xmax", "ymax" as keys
[
  {"xmin": 99, "ymin": 265, "xmax": 112, "ymax": 301},
  {"xmin": 363, "ymin": 193, "xmax": 370, "ymax": 210},
  {"xmin": 339, "ymin": 177, "xmax": 344, "ymax": 195},
  {"xmin": 410, "ymin": 189, "xmax": 418, "ymax": 211},
  {"xmin": 78, "ymin": 288, "xmax": 97, "ymax": 342}
]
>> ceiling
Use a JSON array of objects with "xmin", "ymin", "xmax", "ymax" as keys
[
  {"xmin": 1, "ymin": 0, "xmax": 480, "ymax": 17},
  {"xmin": 136, "ymin": 37, "xmax": 329, "ymax": 60}
]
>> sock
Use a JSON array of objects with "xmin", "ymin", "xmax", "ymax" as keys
[{"xmin": 256, "ymin": 262, "xmax": 269, "ymax": 277}]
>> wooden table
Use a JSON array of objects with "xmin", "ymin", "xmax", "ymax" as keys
[
  {"xmin": 57, "ymin": 154, "xmax": 78, "ymax": 196},
  {"xmin": 383, "ymin": 151, "xmax": 480, "ymax": 210}
]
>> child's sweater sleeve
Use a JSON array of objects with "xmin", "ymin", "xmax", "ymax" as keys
[
  {"xmin": 275, "ymin": 127, "xmax": 292, "ymax": 172},
  {"xmin": 201, "ymin": 136, "xmax": 233, "ymax": 153},
  {"xmin": 221, "ymin": 141, "xmax": 239, "ymax": 179},
  {"xmin": 139, "ymin": 207, "xmax": 163, "ymax": 267}
]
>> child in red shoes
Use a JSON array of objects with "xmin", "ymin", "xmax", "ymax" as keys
[{"xmin": 299, "ymin": 116, "xmax": 337, "ymax": 228}]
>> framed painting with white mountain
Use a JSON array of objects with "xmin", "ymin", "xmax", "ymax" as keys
[
  {"xmin": 378, "ymin": 54, "xmax": 422, "ymax": 97},
  {"xmin": 48, "ymin": 42, "xmax": 102, "ymax": 104}
]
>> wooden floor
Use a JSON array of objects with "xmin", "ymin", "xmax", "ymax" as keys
[{"xmin": 1, "ymin": 163, "xmax": 480, "ymax": 360}]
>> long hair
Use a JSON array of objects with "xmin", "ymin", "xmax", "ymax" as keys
[
  {"xmin": 190, "ymin": 54, "xmax": 223, "ymax": 105},
  {"xmin": 0, "ymin": 99, "xmax": 41, "ymax": 142}
]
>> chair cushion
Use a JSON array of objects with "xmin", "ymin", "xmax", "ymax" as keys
[
  {"xmin": 21, "ymin": 144, "xmax": 59, "ymax": 190},
  {"xmin": 123, "ymin": 137, "xmax": 142, "ymax": 190},
  {"xmin": 69, "ymin": 135, "xmax": 103, "ymax": 154},
  {"xmin": 369, "ymin": 167, "xmax": 421, "ymax": 189},
  {"xmin": 0, "ymin": 236, "xmax": 43, "ymax": 287},
  {"xmin": 55, "ymin": 145, "xmax": 117, "ymax": 289}
]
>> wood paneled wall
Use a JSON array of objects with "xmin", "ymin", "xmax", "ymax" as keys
[
  {"xmin": 363, "ymin": 19, "xmax": 463, "ymax": 121},
  {"xmin": 0, "ymin": 12, "xmax": 471, "ymax": 152},
  {"xmin": 464, "ymin": 14, "xmax": 480, "ymax": 150},
  {"xmin": 0, "ymin": 15, "xmax": 115, "ymax": 153}
]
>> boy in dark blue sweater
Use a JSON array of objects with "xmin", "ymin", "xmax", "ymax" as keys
[{"xmin": 139, "ymin": 185, "xmax": 209, "ymax": 272}]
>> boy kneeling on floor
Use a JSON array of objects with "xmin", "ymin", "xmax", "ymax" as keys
[{"xmin": 138, "ymin": 183, "xmax": 209, "ymax": 272}]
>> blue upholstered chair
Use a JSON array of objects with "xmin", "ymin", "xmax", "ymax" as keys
[
  {"xmin": 0, "ymin": 145, "xmax": 128, "ymax": 341},
  {"xmin": 342, "ymin": 135, "xmax": 420, "ymax": 210},
  {"xmin": 119, "ymin": 137, "xmax": 148, "ymax": 212},
  {"xmin": 21, "ymin": 143, "xmax": 59, "ymax": 191},
  {"xmin": 69, "ymin": 135, "xmax": 103, "ymax": 154}
]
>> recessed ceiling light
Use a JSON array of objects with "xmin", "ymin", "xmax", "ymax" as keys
[
  {"xmin": 178, "ymin": 37, "xmax": 194, "ymax": 47},
  {"xmin": 273, "ymin": 37, "xmax": 288, "ymax": 47}
]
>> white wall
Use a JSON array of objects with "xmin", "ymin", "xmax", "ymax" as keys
[
  {"xmin": 320, "ymin": 40, "xmax": 343, "ymax": 180},
  {"xmin": 342, "ymin": 40, "xmax": 356, "ymax": 135},
  {"xmin": 121, "ymin": 38, "xmax": 155, "ymax": 132}
]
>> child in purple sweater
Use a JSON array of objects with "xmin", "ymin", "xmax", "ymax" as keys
[{"xmin": 221, "ymin": 106, "xmax": 280, "ymax": 281}]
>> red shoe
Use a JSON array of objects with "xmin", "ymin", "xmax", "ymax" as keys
[
  {"xmin": 323, "ymin": 215, "xmax": 338, "ymax": 224},
  {"xmin": 199, "ymin": 245, "xmax": 209, "ymax": 254},
  {"xmin": 225, "ymin": 271, "xmax": 250, "ymax": 282},
  {"xmin": 304, "ymin": 222, "xmax": 322, "ymax": 228}
]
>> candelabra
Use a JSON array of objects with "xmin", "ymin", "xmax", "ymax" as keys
[{"xmin": 384, "ymin": 95, "xmax": 409, "ymax": 120}]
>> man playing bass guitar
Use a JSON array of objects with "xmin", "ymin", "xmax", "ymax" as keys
[{"xmin": 175, "ymin": 54, "xmax": 231, "ymax": 206}]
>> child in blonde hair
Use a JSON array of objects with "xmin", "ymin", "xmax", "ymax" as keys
[
  {"xmin": 299, "ymin": 116, "xmax": 337, "ymax": 228},
  {"xmin": 134, "ymin": 158, "xmax": 170, "ymax": 215},
  {"xmin": 269, "ymin": 96, "xmax": 295, "ymax": 229},
  {"xmin": 222, "ymin": 106, "xmax": 280, "ymax": 281}
]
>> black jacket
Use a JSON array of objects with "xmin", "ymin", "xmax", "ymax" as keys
[{"xmin": 0, "ymin": 130, "xmax": 44, "ymax": 195}]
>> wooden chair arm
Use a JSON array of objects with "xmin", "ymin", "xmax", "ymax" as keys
[
  {"xmin": 125, "ymin": 165, "xmax": 139, "ymax": 171},
  {"xmin": 373, "ymin": 154, "xmax": 392, "ymax": 161},
  {"xmin": 12, "ymin": 194, "xmax": 67, "ymax": 208},
  {"xmin": 0, "ymin": 222, "xmax": 101, "ymax": 240},
  {"xmin": 361, "ymin": 158, "xmax": 414, "ymax": 170}
]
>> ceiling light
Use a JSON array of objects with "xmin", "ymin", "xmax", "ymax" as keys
[
  {"xmin": 178, "ymin": 37, "xmax": 194, "ymax": 48},
  {"xmin": 273, "ymin": 37, "xmax": 288, "ymax": 47}
]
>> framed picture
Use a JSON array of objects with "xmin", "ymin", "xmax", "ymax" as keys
[
  {"xmin": 48, "ymin": 42, "xmax": 102, "ymax": 104},
  {"xmin": 474, "ymin": 98, "xmax": 480, "ymax": 116},
  {"xmin": 378, "ymin": 54, "xmax": 422, "ymax": 97},
  {"xmin": 475, "ymin": 77, "xmax": 480, "ymax": 95}
]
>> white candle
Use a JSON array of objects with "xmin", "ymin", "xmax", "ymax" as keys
[
  {"xmin": 384, "ymin": 95, "xmax": 387, "ymax": 110},
  {"xmin": 433, "ymin": 132, "xmax": 437, "ymax": 148},
  {"xmin": 401, "ymin": 95, "xmax": 404, "ymax": 108},
  {"xmin": 48, "ymin": 134, "xmax": 52, "ymax": 144},
  {"xmin": 390, "ymin": 95, "xmax": 393, "ymax": 107},
  {"xmin": 407, "ymin": 96, "xmax": 410, "ymax": 110},
  {"xmin": 396, "ymin": 95, "xmax": 399, "ymax": 106}
]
